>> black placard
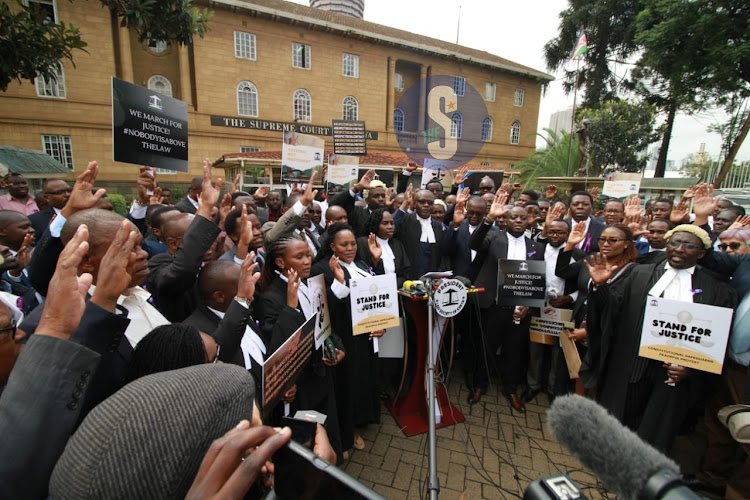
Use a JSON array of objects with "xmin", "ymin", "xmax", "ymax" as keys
[
  {"xmin": 112, "ymin": 77, "xmax": 188, "ymax": 172},
  {"xmin": 332, "ymin": 120, "xmax": 367, "ymax": 155},
  {"xmin": 497, "ymin": 259, "xmax": 546, "ymax": 307}
]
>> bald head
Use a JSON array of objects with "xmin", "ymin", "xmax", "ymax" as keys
[
  {"xmin": 61, "ymin": 209, "xmax": 127, "ymax": 251},
  {"xmin": 325, "ymin": 205, "xmax": 348, "ymax": 227},
  {"xmin": 162, "ymin": 213, "xmax": 194, "ymax": 240},
  {"xmin": 199, "ymin": 260, "xmax": 240, "ymax": 311},
  {"xmin": 0, "ymin": 210, "xmax": 28, "ymax": 229}
]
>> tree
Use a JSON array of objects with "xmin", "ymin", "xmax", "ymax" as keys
[
  {"xmin": 517, "ymin": 129, "xmax": 580, "ymax": 187},
  {"xmin": 577, "ymin": 100, "xmax": 660, "ymax": 175},
  {"xmin": 544, "ymin": 0, "xmax": 643, "ymax": 108},
  {"xmin": 0, "ymin": 0, "xmax": 212, "ymax": 92}
]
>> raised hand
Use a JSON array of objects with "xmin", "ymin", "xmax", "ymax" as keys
[
  {"xmin": 149, "ymin": 186, "xmax": 163, "ymax": 205},
  {"xmin": 729, "ymin": 214, "xmax": 750, "ymax": 230},
  {"xmin": 584, "ymin": 252, "xmax": 618, "ymax": 286},
  {"xmin": 329, "ymin": 255, "xmax": 345, "ymax": 284},
  {"xmin": 356, "ymin": 169, "xmax": 376, "ymax": 191},
  {"xmin": 405, "ymin": 161, "xmax": 418, "ymax": 173},
  {"xmin": 136, "ymin": 167, "xmax": 156, "ymax": 205},
  {"xmin": 624, "ymin": 195, "xmax": 641, "ymax": 218},
  {"xmin": 453, "ymin": 165, "xmax": 469, "ymax": 187},
  {"xmin": 198, "ymin": 158, "xmax": 223, "ymax": 219},
  {"xmin": 590, "ymin": 186, "xmax": 601, "ymax": 201},
  {"xmin": 237, "ymin": 252, "xmax": 261, "ymax": 300},
  {"xmin": 488, "ymin": 191, "xmax": 510, "ymax": 220},
  {"xmin": 367, "ymin": 233, "xmax": 382, "ymax": 264},
  {"xmin": 384, "ymin": 187, "xmax": 393, "ymax": 209},
  {"xmin": 670, "ymin": 198, "xmax": 690, "ymax": 224},
  {"xmin": 235, "ymin": 206, "xmax": 251, "ymax": 260},
  {"xmin": 692, "ymin": 183, "xmax": 718, "ymax": 218},
  {"xmin": 546, "ymin": 201, "xmax": 566, "ymax": 226},
  {"xmin": 455, "ymin": 186, "xmax": 470, "ymax": 207},
  {"xmin": 218, "ymin": 193, "xmax": 232, "ymax": 231},
  {"xmin": 301, "ymin": 170, "xmax": 319, "ymax": 206},
  {"xmin": 565, "ymin": 221, "xmax": 587, "ymax": 250},
  {"xmin": 230, "ymin": 173, "xmax": 241, "ymax": 194},
  {"xmin": 452, "ymin": 200, "xmax": 467, "ymax": 228},
  {"xmin": 61, "ymin": 161, "xmax": 107, "ymax": 218},
  {"xmin": 90, "ymin": 220, "xmax": 139, "ymax": 312},
  {"xmin": 8, "ymin": 233, "xmax": 34, "ymax": 278},
  {"xmin": 36, "ymin": 225, "xmax": 93, "ymax": 339},
  {"xmin": 545, "ymin": 184, "xmax": 557, "ymax": 201},
  {"xmin": 625, "ymin": 214, "xmax": 646, "ymax": 237},
  {"xmin": 682, "ymin": 185, "xmax": 696, "ymax": 199},
  {"xmin": 402, "ymin": 183, "xmax": 414, "ymax": 211},
  {"xmin": 254, "ymin": 185, "xmax": 270, "ymax": 204},
  {"xmin": 286, "ymin": 268, "xmax": 300, "ymax": 308}
]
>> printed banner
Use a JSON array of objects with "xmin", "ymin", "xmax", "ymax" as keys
[
  {"xmin": 602, "ymin": 172, "xmax": 642, "ymax": 199},
  {"xmin": 530, "ymin": 307, "xmax": 574, "ymax": 345},
  {"xmin": 307, "ymin": 275, "xmax": 332, "ymax": 349},
  {"xmin": 326, "ymin": 154, "xmax": 360, "ymax": 195},
  {"xmin": 262, "ymin": 316, "xmax": 316, "ymax": 413},
  {"xmin": 111, "ymin": 77, "xmax": 188, "ymax": 171},
  {"xmin": 639, "ymin": 297, "xmax": 733, "ymax": 374},
  {"xmin": 332, "ymin": 120, "xmax": 367, "ymax": 155},
  {"xmin": 497, "ymin": 259, "xmax": 546, "ymax": 307},
  {"xmin": 281, "ymin": 131, "xmax": 324, "ymax": 183},
  {"xmin": 350, "ymin": 274, "xmax": 400, "ymax": 335}
]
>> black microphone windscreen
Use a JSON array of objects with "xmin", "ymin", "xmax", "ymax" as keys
[{"xmin": 547, "ymin": 394, "xmax": 679, "ymax": 500}]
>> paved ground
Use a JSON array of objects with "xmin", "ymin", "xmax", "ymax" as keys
[{"xmin": 340, "ymin": 375, "xmax": 615, "ymax": 500}]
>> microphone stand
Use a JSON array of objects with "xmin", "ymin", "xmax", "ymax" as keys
[{"xmin": 424, "ymin": 277, "xmax": 439, "ymax": 500}]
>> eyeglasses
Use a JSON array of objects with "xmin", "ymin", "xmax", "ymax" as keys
[
  {"xmin": 666, "ymin": 240, "xmax": 701, "ymax": 251},
  {"xmin": 466, "ymin": 211, "xmax": 484, "ymax": 217},
  {"xmin": 0, "ymin": 319, "xmax": 17, "ymax": 340},
  {"xmin": 211, "ymin": 344, "xmax": 221, "ymax": 363},
  {"xmin": 597, "ymin": 237, "xmax": 625, "ymax": 245},
  {"xmin": 718, "ymin": 242, "xmax": 746, "ymax": 251},
  {"xmin": 44, "ymin": 188, "xmax": 71, "ymax": 195},
  {"xmin": 547, "ymin": 230, "xmax": 569, "ymax": 236}
]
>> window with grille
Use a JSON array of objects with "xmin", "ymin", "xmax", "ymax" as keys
[
  {"xmin": 148, "ymin": 75, "xmax": 172, "ymax": 97},
  {"xmin": 395, "ymin": 72, "xmax": 404, "ymax": 91},
  {"xmin": 450, "ymin": 112, "xmax": 463, "ymax": 139},
  {"xmin": 234, "ymin": 31, "xmax": 256, "ymax": 60},
  {"xmin": 514, "ymin": 88, "xmax": 525, "ymax": 107},
  {"xmin": 453, "ymin": 76, "xmax": 466, "ymax": 97},
  {"xmin": 510, "ymin": 121, "xmax": 521, "ymax": 144},
  {"xmin": 485, "ymin": 82, "xmax": 496, "ymax": 102},
  {"xmin": 35, "ymin": 62, "xmax": 66, "ymax": 98},
  {"xmin": 148, "ymin": 40, "xmax": 167, "ymax": 54},
  {"xmin": 482, "ymin": 117, "xmax": 493, "ymax": 142},
  {"xmin": 481, "ymin": 162, "xmax": 492, "ymax": 166},
  {"xmin": 293, "ymin": 89, "xmax": 312, "ymax": 122},
  {"xmin": 342, "ymin": 53, "xmax": 359, "ymax": 78},
  {"xmin": 240, "ymin": 146, "xmax": 260, "ymax": 153},
  {"xmin": 342, "ymin": 96, "xmax": 358, "ymax": 120},
  {"xmin": 292, "ymin": 43, "xmax": 311, "ymax": 69},
  {"xmin": 393, "ymin": 108, "xmax": 404, "ymax": 132},
  {"xmin": 42, "ymin": 135, "xmax": 73, "ymax": 170},
  {"xmin": 237, "ymin": 81, "xmax": 258, "ymax": 117}
]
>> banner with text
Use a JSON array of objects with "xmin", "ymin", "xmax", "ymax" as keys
[
  {"xmin": 332, "ymin": 120, "xmax": 367, "ymax": 155},
  {"xmin": 262, "ymin": 316, "xmax": 316, "ymax": 414},
  {"xmin": 326, "ymin": 154, "xmax": 360, "ymax": 196},
  {"xmin": 111, "ymin": 77, "xmax": 188, "ymax": 172},
  {"xmin": 350, "ymin": 273, "xmax": 400, "ymax": 335},
  {"xmin": 281, "ymin": 131, "xmax": 324, "ymax": 183},
  {"xmin": 307, "ymin": 275, "xmax": 332, "ymax": 349},
  {"xmin": 530, "ymin": 307, "xmax": 574, "ymax": 345},
  {"xmin": 639, "ymin": 297, "xmax": 733, "ymax": 374},
  {"xmin": 497, "ymin": 259, "xmax": 546, "ymax": 307}
]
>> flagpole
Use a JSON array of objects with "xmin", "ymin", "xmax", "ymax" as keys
[{"xmin": 565, "ymin": 58, "xmax": 580, "ymax": 177}]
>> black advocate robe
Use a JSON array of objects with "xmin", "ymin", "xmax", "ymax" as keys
[{"xmin": 585, "ymin": 263, "xmax": 736, "ymax": 451}]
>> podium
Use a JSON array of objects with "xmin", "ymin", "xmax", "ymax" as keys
[{"xmin": 385, "ymin": 291, "xmax": 467, "ymax": 436}]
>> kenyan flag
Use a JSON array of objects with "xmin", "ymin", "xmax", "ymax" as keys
[{"xmin": 571, "ymin": 34, "xmax": 588, "ymax": 60}]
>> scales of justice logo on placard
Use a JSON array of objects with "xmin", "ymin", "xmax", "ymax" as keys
[
  {"xmin": 395, "ymin": 75, "xmax": 488, "ymax": 170},
  {"xmin": 434, "ymin": 279, "xmax": 467, "ymax": 318}
]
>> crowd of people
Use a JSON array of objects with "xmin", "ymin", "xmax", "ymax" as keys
[{"xmin": 0, "ymin": 159, "xmax": 748, "ymax": 499}]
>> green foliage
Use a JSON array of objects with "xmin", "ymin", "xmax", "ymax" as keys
[
  {"xmin": 0, "ymin": 0, "xmax": 212, "ymax": 92},
  {"xmin": 517, "ymin": 129, "xmax": 580, "ymax": 187},
  {"xmin": 107, "ymin": 193, "xmax": 128, "ymax": 216},
  {"xmin": 0, "ymin": 1, "xmax": 87, "ymax": 92},
  {"xmin": 578, "ymin": 100, "xmax": 660, "ymax": 174}
]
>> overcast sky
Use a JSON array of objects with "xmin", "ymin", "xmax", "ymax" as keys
[{"xmin": 289, "ymin": 0, "xmax": 749, "ymax": 165}]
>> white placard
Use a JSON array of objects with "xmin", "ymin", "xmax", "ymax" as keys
[
  {"xmin": 639, "ymin": 297, "xmax": 733, "ymax": 374},
  {"xmin": 281, "ymin": 131, "xmax": 324, "ymax": 183},
  {"xmin": 307, "ymin": 274, "xmax": 332, "ymax": 349},
  {"xmin": 602, "ymin": 172, "xmax": 642, "ymax": 199},
  {"xmin": 349, "ymin": 274, "xmax": 400, "ymax": 335}
]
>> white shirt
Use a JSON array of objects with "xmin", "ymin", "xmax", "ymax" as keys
[
  {"xmin": 507, "ymin": 233, "xmax": 527, "ymax": 260},
  {"xmin": 575, "ymin": 217, "xmax": 592, "ymax": 250},
  {"xmin": 468, "ymin": 224, "xmax": 478, "ymax": 262},
  {"xmin": 544, "ymin": 243, "xmax": 578, "ymax": 302},
  {"xmin": 376, "ymin": 236, "xmax": 396, "ymax": 274},
  {"xmin": 648, "ymin": 263, "xmax": 696, "ymax": 303},
  {"xmin": 88, "ymin": 284, "xmax": 170, "ymax": 347},
  {"xmin": 188, "ymin": 195, "xmax": 199, "ymax": 210},
  {"xmin": 418, "ymin": 215, "xmax": 436, "ymax": 243},
  {"xmin": 331, "ymin": 260, "xmax": 371, "ymax": 299},
  {"xmin": 207, "ymin": 305, "xmax": 266, "ymax": 369},
  {"xmin": 276, "ymin": 270, "xmax": 313, "ymax": 319},
  {"xmin": 297, "ymin": 229, "xmax": 318, "ymax": 257}
]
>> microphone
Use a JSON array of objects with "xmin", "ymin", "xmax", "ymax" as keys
[
  {"xmin": 403, "ymin": 280, "xmax": 427, "ymax": 292},
  {"xmin": 547, "ymin": 395, "xmax": 700, "ymax": 500}
]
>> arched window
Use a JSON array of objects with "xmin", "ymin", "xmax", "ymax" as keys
[
  {"xmin": 237, "ymin": 81, "xmax": 258, "ymax": 117},
  {"xmin": 510, "ymin": 121, "xmax": 521, "ymax": 145},
  {"xmin": 450, "ymin": 112, "xmax": 463, "ymax": 139},
  {"xmin": 342, "ymin": 96, "xmax": 358, "ymax": 120},
  {"xmin": 393, "ymin": 108, "xmax": 404, "ymax": 132},
  {"xmin": 482, "ymin": 117, "xmax": 493, "ymax": 142},
  {"xmin": 148, "ymin": 75, "xmax": 172, "ymax": 97},
  {"xmin": 293, "ymin": 89, "xmax": 312, "ymax": 122},
  {"xmin": 395, "ymin": 72, "xmax": 404, "ymax": 91}
]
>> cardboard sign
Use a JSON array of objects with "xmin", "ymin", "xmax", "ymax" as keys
[
  {"xmin": 281, "ymin": 131, "xmax": 324, "ymax": 183},
  {"xmin": 603, "ymin": 172, "xmax": 642, "ymax": 199},
  {"xmin": 350, "ymin": 274, "xmax": 400, "ymax": 335},
  {"xmin": 262, "ymin": 316, "xmax": 316, "ymax": 414},
  {"xmin": 307, "ymin": 275, "xmax": 332, "ymax": 349},
  {"xmin": 639, "ymin": 297, "xmax": 733, "ymax": 374},
  {"xmin": 497, "ymin": 259, "xmax": 546, "ymax": 307},
  {"xmin": 332, "ymin": 120, "xmax": 367, "ymax": 155},
  {"xmin": 326, "ymin": 154, "xmax": 359, "ymax": 195},
  {"xmin": 530, "ymin": 307, "xmax": 574, "ymax": 345},
  {"xmin": 111, "ymin": 77, "xmax": 188, "ymax": 171}
]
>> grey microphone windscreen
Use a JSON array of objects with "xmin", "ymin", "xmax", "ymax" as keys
[{"xmin": 547, "ymin": 394, "xmax": 679, "ymax": 500}]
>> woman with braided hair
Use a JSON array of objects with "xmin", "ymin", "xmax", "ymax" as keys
[{"xmin": 357, "ymin": 208, "xmax": 411, "ymax": 289}]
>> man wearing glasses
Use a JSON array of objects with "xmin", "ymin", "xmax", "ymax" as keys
[
  {"xmin": 0, "ymin": 173, "xmax": 39, "ymax": 216},
  {"xmin": 29, "ymin": 179, "xmax": 71, "ymax": 237}
]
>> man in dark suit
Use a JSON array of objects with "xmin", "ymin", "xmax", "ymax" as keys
[
  {"xmin": 174, "ymin": 176, "xmax": 203, "ymax": 214},
  {"xmin": 393, "ymin": 188, "xmax": 445, "ymax": 280},
  {"xmin": 565, "ymin": 190, "xmax": 605, "ymax": 254},
  {"xmin": 328, "ymin": 169, "xmax": 388, "ymax": 238},
  {"xmin": 469, "ymin": 197, "xmax": 544, "ymax": 410},
  {"xmin": 29, "ymin": 179, "xmax": 70, "ymax": 236}
]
